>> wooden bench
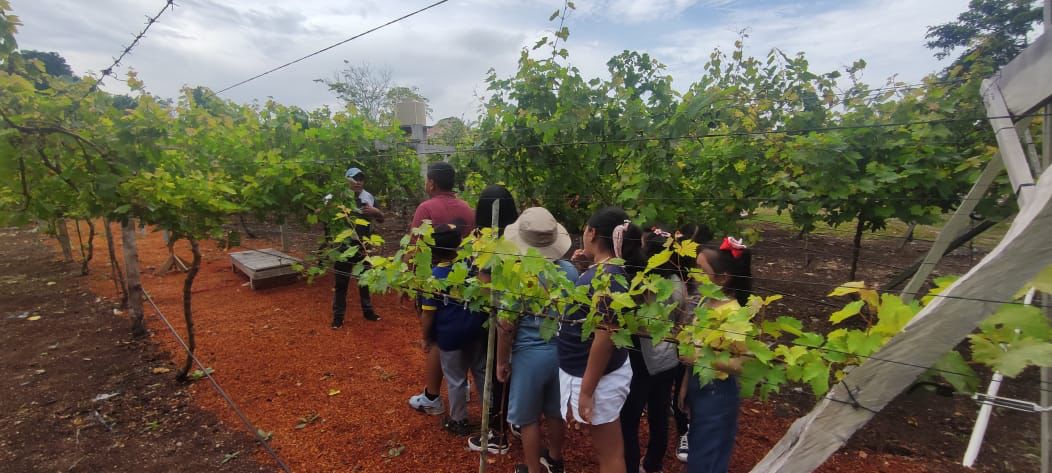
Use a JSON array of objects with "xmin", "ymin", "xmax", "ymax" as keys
[{"xmin": 229, "ymin": 249, "xmax": 302, "ymax": 290}]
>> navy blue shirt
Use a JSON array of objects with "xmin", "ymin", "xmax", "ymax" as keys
[
  {"xmin": 420, "ymin": 264, "xmax": 486, "ymax": 351},
  {"xmin": 556, "ymin": 263, "xmax": 630, "ymax": 377}
]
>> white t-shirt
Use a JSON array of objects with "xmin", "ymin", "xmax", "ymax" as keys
[{"xmin": 358, "ymin": 190, "xmax": 375, "ymax": 207}]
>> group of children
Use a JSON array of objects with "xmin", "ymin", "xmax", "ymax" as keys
[{"xmin": 399, "ymin": 176, "xmax": 753, "ymax": 473}]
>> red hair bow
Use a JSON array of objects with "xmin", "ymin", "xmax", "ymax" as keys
[{"xmin": 720, "ymin": 236, "xmax": 747, "ymax": 259}]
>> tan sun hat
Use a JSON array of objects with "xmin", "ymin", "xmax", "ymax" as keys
[{"xmin": 504, "ymin": 207, "xmax": 572, "ymax": 261}]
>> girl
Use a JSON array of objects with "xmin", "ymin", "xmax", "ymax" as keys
[
  {"xmin": 468, "ymin": 184, "xmax": 519, "ymax": 454},
  {"xmin": 499, "ymin": 206, "xmax": 576, "ymax": 473},
  {"xmin": 672, "ymin": 223, "xmax": 714, "ymax": 463},
  {"xmin": 621, "ymin": 226, "xmax": 696, "ymax": 473},
  {"xmin": 557, "ymin": 207, "xmax": 644, "ymax": 473},
  {"xmin": 680, "ymin": 237, "xmax": 751, "ymax": 473}
]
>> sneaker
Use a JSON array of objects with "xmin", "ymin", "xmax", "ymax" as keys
[
  {"xmin": 676, "ymin": 433, "xmax": 688, "ymax": 462},
  {"xmin": 330, "ymin": 321, "xmax": 343, "ymax": 330},
  {"xmin": 540, "ymin": 450, "xmax": 565, "ymax": 473},
  {"xmin": 509, "ymin": 423, "xmax": 522, "ymax": 439},
  {"xmin": 514, "ymin": 465, "xmax": 529, "ymax": 473},
  {"xmin": 408, "ymin": 391, "xmax": 444, "ymax": 415},
  {"xmin": 363, "ymin": 310, "xmax": 381, "ymax": 321},
  {"xmin": 441, "ymin": 417, "xmax": 472, "ymax": 436},
  {"xmin": 468, "ymin": 431, "xmax": 509, "ymax": 455}
]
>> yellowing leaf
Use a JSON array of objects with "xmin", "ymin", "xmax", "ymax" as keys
[
  {"xmin": 152, "ymin": 367, "xmax": 171, "ymax": 374},
  {"xmin": 327, "ymin": 389, "xmax": 341, "ymax": 396},
  {"xmin": 828, "ymin": 281, "xmax": 866, "ymax": 297},
  {"xmin": 829, "ymin": 300, "xmax": 864, "ymax": 325},
  {"xmin": 27, "ymin": 315, "xmax": 41, "ymax": 321}
]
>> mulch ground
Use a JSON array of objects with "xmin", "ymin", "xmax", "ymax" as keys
[
  {"xmin": 52, "ymin": 217, "xmax": 1042, "ymax": 472},
  {"xmin": 0, "ymin": 226, "xmax": 264, "ymax": 473}
]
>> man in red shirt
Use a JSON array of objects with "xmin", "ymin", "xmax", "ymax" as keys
[
  {"xmin": 408, "ymin": 162, "xmax": 475, "ymax": 416},
  {"xmin": 409, "ymin": 162, "xmax": 475, "ymax": 237}
]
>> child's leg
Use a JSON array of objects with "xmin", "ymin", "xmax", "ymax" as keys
[
  {"xmin": 686, "ymin": 377, "xmax": 739, "ymax": 473},
  {"xmin": 520, "ymin": 422, "xmax": 544, "ymax": 473},
  {"xmin": 590, "ymin": 421, "xmax": 627, "ymax": 473},
  {"xmin": 619, "ymin": 353, "xmax": 649, "ymax": 472},
  {"xmin": 641, "ymin": 367, "xmax": 676, "ymax": 472},
  {"xmin": 439, "ymin": 349, "xmax": 469, "ymax": 421},
  {"xmin": 426, "ymin": 348, "xmax": 443, "ymax": 397}
]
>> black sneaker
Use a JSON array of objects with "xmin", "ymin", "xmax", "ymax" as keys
[
  {"xmin": 467, "ymin": 431, "xmax": 509, "ymax": 454},
  {"xmin": 331, "ymin": 321, "xmax": 343, "ymax": 329},
  {"xmin": 540, "ymin": 449, "xmax": 564, "ymax": 473},
  {"xmin": 513, "ymin": 465, "xmax": 529, "ymax": 473},
  {"xmin": 363, "ymin": 310, "xmax": 381, "ymax": 321},
  {"xmin": 441, "ymin": 417, "xmax": 472, "ymax": 437}
]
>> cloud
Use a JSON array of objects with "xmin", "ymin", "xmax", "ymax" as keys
[
  {"xmin": 9, "ymin": 0, "xmax": 972, "ymax": 121},
  {"xmin": 651, "ymin": 0, "xmax": 970, "ymax": 88}
]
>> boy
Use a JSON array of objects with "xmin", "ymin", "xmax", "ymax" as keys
[{"xmin": 418, "ymin": 225, "xmax": 487, "ymax": 435}]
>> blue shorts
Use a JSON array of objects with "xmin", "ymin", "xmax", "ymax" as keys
[{"xmin": 507, "ymin": 345, "xmax": 561, "ymax": 426}]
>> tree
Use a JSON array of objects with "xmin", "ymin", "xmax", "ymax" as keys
[
  {"xmin": 20, "ymin": 50, "xmax": 74, "ymax": 77},
  {"xmin": 429, "ymin": 116, "xmax": 472, "ymax": 147},
  {"xmin": 926, "ymin": 0, "xmax": 1043, "ymax": 70},
  {"xmin": 315, "ymin": 61, "xmax": 431, "ymax": 124}
]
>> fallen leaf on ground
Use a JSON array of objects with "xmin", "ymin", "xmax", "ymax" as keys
[
  {"xmin": 152, "ymin": 367, "xmax": 171, "ymax": 374},
  {"xmin": 27, "ymin": 315, "xmax": 41, "ymax": 321},
  {"xmin": 327, "ymin": 389, "xmax": 341, "ymax": 396}
]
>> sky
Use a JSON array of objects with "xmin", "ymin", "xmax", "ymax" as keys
[{"xmin": 10, "ymin": 0, "xmax": 974, "ymax": 123}]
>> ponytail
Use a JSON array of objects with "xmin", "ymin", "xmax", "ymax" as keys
[
  {"xmin": 587, "ymin": 207, "xmax": 644, "ymax": 276},
  {"xmin": 704, "ymin": 237, "xmax": 753, "ymax": 305}
]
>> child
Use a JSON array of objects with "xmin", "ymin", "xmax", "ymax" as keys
[
  {"xmin": 557, "ymin": 207, "xmax": 644, "ymax": 473},
  {"xmin": 680, "ymin": 236, "xmax": 751, "ymax": 473},
  {"xmin": 621, "ymin": 226, "xmax": 695, "ymax": 473},
  {"xmin": 672, "ymin": 223, "xmax": 714, "ymax": 464},
  {"xmin": 499, "ymin": 207, "xmax": 576, "ymax": 473},
  {"xmin": 418, "ymin": 225, "xmax": 488, "ymax": 436}
]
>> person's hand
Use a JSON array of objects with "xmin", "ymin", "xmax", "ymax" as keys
[
  {"xmin": 496, "ymin": 361, "xmax": 511, "ymax": 383},
  {"xmin": 578, "ymin": 391, "xmax": 595, "ymax": 424},
  {"xmin": 420, "ymin": 339, "xmax": 433, "ymax": 354},
  {"xmin": 570, "ymin": 248, "xmax": 591, "ymax": 271},
  {"xmin": 677, "ymin": 385, "xmax": 689, "ymax": 415}
]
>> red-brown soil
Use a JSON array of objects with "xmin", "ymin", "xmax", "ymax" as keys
[
  {"xmin": 40, "ymin": 217, "xmax": 1041, "ymax": 472},
  {"xmin": 0, "ymin": 226, "xmax": 264, "ymax": 473}
]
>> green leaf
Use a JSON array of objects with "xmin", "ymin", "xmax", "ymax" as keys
[
  {"xmin": 829, "ymin": 300, "xmax": 864, "ymax": 325},
  {"xmin": 993, "ymin": 338, "xmax": 1052, "ymax": 377},
  {"xmin": 611, "ymin": 328, "xmax": 633, "ymax": 348},
  {"xmin": 549, "ymin": 9, "xmax": 560, "ymax": 21},
  {"xmin": 930, "ymin": 351, "xmax": 978, "ymax": 394},
  {"xmin": 1028, "ymin": 265, "xmax": 1052, "ymax": 293}
]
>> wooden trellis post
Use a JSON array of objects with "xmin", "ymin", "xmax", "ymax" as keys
[{"xmin": 753, "ymin": 25, "xmax": 1052, "ymax": 473}]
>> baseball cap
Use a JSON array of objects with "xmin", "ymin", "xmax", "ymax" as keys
[{"xmin": 345, "ymin": 167, "xmax": 364, "ymax": 180}]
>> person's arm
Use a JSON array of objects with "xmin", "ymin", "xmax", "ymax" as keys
[
  {"xmin": 496, "ymin": 320, "xmax": 516, "ymax": 383},
  {"xmin": 419, "ymin": 307, "xmax": 436, "ymax": 353},
  {"xmin": 578, "ymin": 329, "xmax": 615, "ymax": 424},
  {"xmin": 362, "ymin": 204, "xmax": 385, "ymax": 223}
]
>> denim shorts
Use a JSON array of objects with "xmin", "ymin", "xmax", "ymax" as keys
[{"xmin": 507, "ymin": 345, "xmax": 561, "ymax": 426}]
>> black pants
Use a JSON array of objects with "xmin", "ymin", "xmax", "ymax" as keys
[
  {"xmin": 332, "ymin": 253, "xmax": 372, "ymax": 325},
  {"xmin": 622, "ymin": 351, "xmax": 677, "ymax": 473},
  {"xmin": 673, "ymin": 364, "xmax": 690, "ymax": 436}
]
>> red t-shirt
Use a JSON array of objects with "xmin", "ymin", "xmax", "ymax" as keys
[{"xmin": 410, "ymin": 192, "xmax": 475, "ymax": 237}]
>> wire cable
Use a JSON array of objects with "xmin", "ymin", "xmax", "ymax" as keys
[
  {"xmin": 216, "ymin": 0, "xmax": 450, "ymax": 94},
  {"xmin": 85, "ymin": 0, "xmax": 176, "ymax": 97},
  {"xmin": 141, "ymin": 288, "xmax": 293, "ymax": 473}
]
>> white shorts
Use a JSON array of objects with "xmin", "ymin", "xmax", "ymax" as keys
[{"xmin": 559, "ymin": 359, "xmax": 632, "ymax": 425}]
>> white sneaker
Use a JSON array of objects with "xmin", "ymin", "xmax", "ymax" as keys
[
  {"xmin": 408, "ymin": 391, "xmax": 444, "ymax": 415},
  {"xmin": 676, "ymin": 433, "xmax": 688, "ymax": 462}
]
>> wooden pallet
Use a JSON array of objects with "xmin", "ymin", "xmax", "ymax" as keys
[{"xmin": 229, "ymin": 249, "xmax": 302, "ymax": 290}]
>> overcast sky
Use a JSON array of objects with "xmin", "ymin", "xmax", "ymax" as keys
[{"xmin": 12, "ymin": 0, "xmax": 972, "ymax": 122}]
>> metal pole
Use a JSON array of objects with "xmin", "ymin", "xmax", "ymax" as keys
[
  {"xmin": 478, "ymin": 203, "xmax": 499, "ymax": 473},
  {"xmin": 1042, "ymin": 4, "xmax": 1051, "ymax": 472}
]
